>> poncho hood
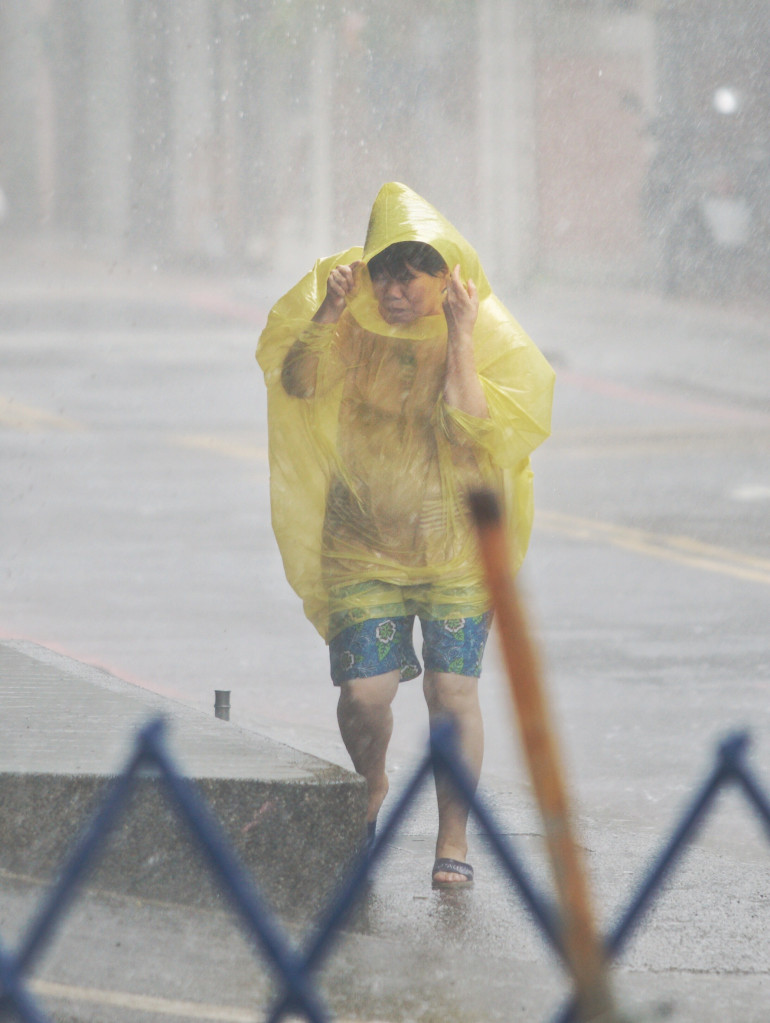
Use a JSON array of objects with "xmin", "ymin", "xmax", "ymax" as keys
[{"xmin": 346, "ymin": 182, "xmax": 492, "ymax": 340}]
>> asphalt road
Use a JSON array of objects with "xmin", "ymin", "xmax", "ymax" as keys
[{"xmin": 2, "ymin": 253, "xmax": 770, "ymax": 1020}]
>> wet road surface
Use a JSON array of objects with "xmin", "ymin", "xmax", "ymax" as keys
[{"xmin": 2, "ymin": 257, "xmax": 770, "ymax": 1019}]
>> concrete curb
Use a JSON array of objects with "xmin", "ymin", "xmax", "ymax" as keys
[{"xmin": 0, "ymin": 641, "xmax": 367, "ymax": 915}]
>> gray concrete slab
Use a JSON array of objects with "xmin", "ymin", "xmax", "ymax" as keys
[{"xmin": 0, "ymin": 640, "xmax": 367, "ymax": 915}]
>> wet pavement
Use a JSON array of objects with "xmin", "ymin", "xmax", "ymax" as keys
[{"xmin": 2, "ymin": 240, "xmax": 770, "ymax": 1020}]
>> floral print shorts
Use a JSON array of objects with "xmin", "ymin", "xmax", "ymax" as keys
[{"xmin": 329, "ymin": 611, "xmax": 494, "ymax": 686}]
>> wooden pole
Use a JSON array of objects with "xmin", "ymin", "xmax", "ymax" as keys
[{"xmin": 469, "ymin": 489, "xmax": 619, "ymax": 1022}]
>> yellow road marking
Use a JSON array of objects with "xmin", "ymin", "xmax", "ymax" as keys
[
  {"xmin": 0, "ymin": 396, "xmax": 84, "ymax": 433},
  {"xmin": 30, "ymin": 979, "xmax": 260, "ymax": 1022},
  {"xmin": 538, "ymin": 510, "xmax": 770, "ymax": 586},
  {"xmin": 545, "ymin": 423, "xmax": 770, "ymax": 458},
  {"xmin": 30, "ymin": 978, "xmax": 387, "ymax": 1023},
  {"xmin": 172, "ymin": 433, "xmax": 267, "ymax": 461}
]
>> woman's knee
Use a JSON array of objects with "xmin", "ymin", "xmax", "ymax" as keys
[
  {"xmin": 338, "ymin": 672, "xmax": 400, "ymax": 716},
  {"xmin": 423, "ymin": 671, "xmax": 479, "ymax": 716}
]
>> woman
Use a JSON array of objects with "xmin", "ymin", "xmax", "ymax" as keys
[{"xmin": 257, "ymin": 182, "xmax": 554, "ymax": 887}]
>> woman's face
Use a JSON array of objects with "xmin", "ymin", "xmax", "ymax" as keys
[{"xmin": 370, "ymin": 263, "xmax": 448, "ymax": 325}]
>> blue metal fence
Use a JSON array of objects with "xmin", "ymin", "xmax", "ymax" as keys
[{"xmin": 1, "ymin": 719, "xmax": 769, "ymax": 1023}]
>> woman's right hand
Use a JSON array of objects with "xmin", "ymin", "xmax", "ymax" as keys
[{"xmin": 312, "ymin": 261, "xmax": 364, "ymax": 323}]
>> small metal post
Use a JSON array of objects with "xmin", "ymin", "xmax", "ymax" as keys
[{"xmin": 214, "ymin": 690, "xmax": 230, "ymax": 721}]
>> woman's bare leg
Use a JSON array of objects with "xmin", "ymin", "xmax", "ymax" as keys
[
  {"xmin": 423, "ymin": 670, "xmax": 484, "ymax": 882},
  {"xmin": 337, "ymin": 671, "xmax": 400, "ymax": 823}
]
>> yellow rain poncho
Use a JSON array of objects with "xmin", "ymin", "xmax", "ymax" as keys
[{"xmin": 256, "ymin": 182, "xmax": 554, "ymax": 641}]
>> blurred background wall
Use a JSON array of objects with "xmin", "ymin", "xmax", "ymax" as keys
[{"xmin": 0, "ymin": 0, "xmax": 768, "ymax": 297}]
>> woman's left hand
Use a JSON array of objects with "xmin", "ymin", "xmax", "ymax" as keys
[
  {"xmin": 441, "ymin": 265, "xmax": 488, "ymax": 417},
  {"xmin": 443, "ymin": 264, "xmax": 478, "ymax": 343}
]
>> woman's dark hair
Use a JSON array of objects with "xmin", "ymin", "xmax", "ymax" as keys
[{"xmin": 367, "ymin": 241, "xmax": 447, "ymax": 282}]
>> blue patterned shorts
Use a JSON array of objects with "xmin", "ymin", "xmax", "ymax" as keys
[{"xmin": 329, "ymin": 612, "xmax": 494, "ymax": 686}]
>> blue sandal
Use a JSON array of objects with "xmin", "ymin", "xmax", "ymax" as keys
[{"xmin": 432, "ymin": 857, "xmax": 474, "ymax": 889}]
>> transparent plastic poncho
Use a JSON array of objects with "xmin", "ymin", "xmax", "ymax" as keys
[{"xmin": 256, "ymin": 182, "xmax": 555, "ymax": 641}]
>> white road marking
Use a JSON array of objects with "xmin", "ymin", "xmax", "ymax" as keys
[{"xmin": 730, "ymin": 485, "xmax": 770, "ymax": 502}]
